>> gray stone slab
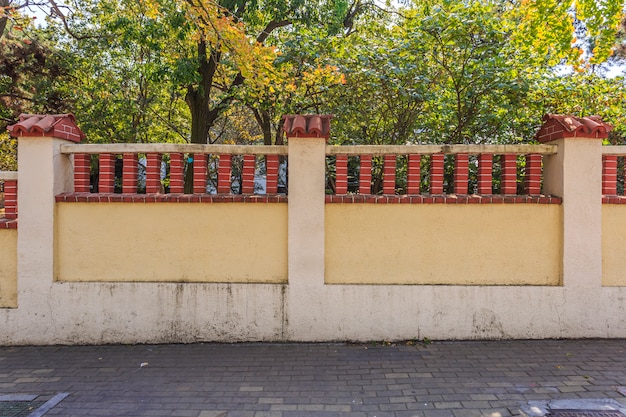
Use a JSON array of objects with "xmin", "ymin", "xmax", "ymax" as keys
[
  {"xmin": 0, "ymin": 394, "xmax": 38, "ymax": 401},
  {"xmin": 521, "ymin": 398, "xmax": 626, "ymax": 416}
]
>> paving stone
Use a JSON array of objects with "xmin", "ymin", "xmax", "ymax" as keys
[{"xmin": 0, "ymin": 340, "xmax": 623, "ymax": 417}]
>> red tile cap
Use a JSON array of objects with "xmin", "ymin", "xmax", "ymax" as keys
[
  {"xmin": 283, "ymin": 114, "xmax": 333, "ymax": 139},
  {"xmin": 536, "ymin": 114, "xmax": 613, "ymax": 142},
  {"xmin": 7, "ymin": 114, "xmax": 85, "ymax": 142}
]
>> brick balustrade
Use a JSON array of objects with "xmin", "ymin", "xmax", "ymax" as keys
[
  {"xmin": 53, "ymin": 143, "xmax": 626, "ymax": 205},
  {"xmin": 0, "ymin": 172, "xmax": 18, "ymax": 229},
  {"xmin": 3, "ymin": 114, "xmax": 624, "ymax": 216},
  {"xmin": 57, "ymin": 143, "xmax": 568, "ymax": 204},
  {"xmin": 325, "ymin": 144, "xmax": 560, "ymax": 203},
  {"xmin": 601, "ymin": 147, "xmax": 626, "ymax": 203},
  {"xmin": 58, "ymin": 144, "xmax": 289, "ymax": 202}
]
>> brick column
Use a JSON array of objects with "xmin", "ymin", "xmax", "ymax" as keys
[
  {"xmin": 193, "ymin": 153, "xmax": 208, "ymax": 194},
  {"xmin": 602, "ymin": 155, "xmax": 618, "ymax": 195},
  {"xmin": 122, "ymin": 153, "xmax": 138, "ymax": 193},
  {"xmin": 538, "ymin": 114, "xmax": 612, "ymax": 288},
  {"xmin": 169, "ymin": 153, "xmax": 184, "ymax": 193},
  {"xmin": 359, "ymin": 155, "xmax": 372, "ymax": 195},
  {"xmin": 3, "ymin": 179, "xmax": 17, "ymax": 220},
  {"xmin": 217, "ymin": 154, "xmax": 232, "ymax": 194},
  {"xmin": 430, "ymin": 153, "xmax": 444, "ymax": 194},
  {"xmin": 524, "ymin": 154, "xmax": 542, "ymax": 195},
  {"xmin": 454, "ymin": 153, "xmax": 469, "ymax": 195},
  {"xmin": 265, "ymin": 155, "xmax": 279, "ymax": 194},
  {"xmin": 241, "ymin": 154, "xmax": 256, "ymax": 194},
  {"xmin": 98, "ymin": 153, "xmax": 115, "ymax": 193},
  {"xmin": 501, "ymin": 154, "xmax": 517, "ymax": 195},
  {"xmin": 145, "ymin": 153, "xmax": 162, "ymax": 194},
  {"xmin": 478, "ymin": 154, "xmax": 493, "ymax": 195},
  {"xmin": 73, "ymin": 153, "xmax": 91, "ymax": 193},
  {"xmin": 382, "ymin": 155, "xmax": 396, "ymax": 195},
  {"xmin": 407, "ymin": 154, "xmax": 421, "ymax": 195},
  {"xmin": 335, "ymin": 154, "xmax": 348, "ymax": 195}
]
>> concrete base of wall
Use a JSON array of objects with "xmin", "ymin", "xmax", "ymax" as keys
[{"xmin": 1, "ymin": 282, "xmax": 624, "ymax": 345}]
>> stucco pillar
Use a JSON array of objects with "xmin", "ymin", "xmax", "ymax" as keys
[
  {"xmin": 282, "ymin": 115, "xmax": 332, "ymax": 340},
  {"xmin": 284, "ymin": 115, "xmax": 331, "ymax": 287},
  {"xmin": 539, "ymin": 115, "xmax": 612, "ymax": 289},
  {"xmin": 8, "ymin": 115, "xmax": 84, "ymax": 316}
]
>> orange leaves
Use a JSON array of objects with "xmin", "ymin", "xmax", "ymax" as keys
[
  {"xmin": 181, "ymin": 0, "xmax": 281, "ymax": 84},
  {"xmin": 139, "ymin": 0, "xmax": 283, "ymax": 90}
]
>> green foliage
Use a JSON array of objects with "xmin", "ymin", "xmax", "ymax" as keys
[
  {"xmin": 0, "ymin": 16, "xmax": 70, "ymax": 129},
  {"xmin": 328, "ymin": 0, "xmax": 541, "ymax": 145},
  {"xmin": 51, "ymin": 0, "xmax": 191, "ymax": 143},
  {"xmin": 531, "ymin": 73, "xmax": 626, "ymax": 144},
  {"xmin": 575, "ymin": 0, "xmax": 624, "ymax": 64},
  {"xmin": 0, "ymin": 132, "xmax": 16, "ymax": 171},
  {"xmin": 328, "ymin": 0, "xmax": 624, "ymax": 147},
  {"xmin": 1, "ymin": 0, "xmax": 624, "ymax": 166}
]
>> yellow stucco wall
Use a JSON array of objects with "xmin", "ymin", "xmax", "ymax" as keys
[
  {"xmin": 602, "ymin": 205, "xmax": 626, "ymax": 286},
  {"xmin": 56, "ymin": 203, "xmax": 287, "ymax": 283},
  {"xmin": 325, "ymin": 204, "xmax": 562, "ymax": 285},
  {"xmin": 0, "ymin": 229, "xmax": 17, "ymax": 308}
]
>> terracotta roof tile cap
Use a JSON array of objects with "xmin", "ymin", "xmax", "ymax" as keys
[
  {"xmin": 7, "ymin": 113, "xmax": 85, "ymax": 142},
  {"xmin": 548, "ymin": 114, "xmax": 613, "ymax": 133},
  {"xmin": 283, "ymin": 114, "xmax": 333, "ymax": 139},
  {"xmin": 537, "ymin": 114, "xmax": 613, "ymax": 141}
]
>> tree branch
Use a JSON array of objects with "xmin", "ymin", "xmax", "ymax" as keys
[
  {"xmin": 205, "ymin": 19, "xmax": 291, "ymax": 130},
  {"xmin": 47, "ymin": 0, "xmax": 95, "ymax": 40}
]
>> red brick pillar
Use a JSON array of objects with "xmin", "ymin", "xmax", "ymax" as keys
[
  {"xmin": 265, "ymin": 155, "xmax": 279, "ymax": 194},
  {"xmin": 217, "ymin": 154, "xmax": 232, "ymax": 194},
  {"xmin": 602, "ymin": 155, "xmax": 618, "ymax": 195},
  {"xmin": 98, "ymin": 153, "xmax": 116, "ymax": 193},
  {"xmin": 501, "ymin": 154, "xmax": 517, "ymax": 195},
  {"xmin": 169, "ymin": 153, "xmax": 184, "ymax": 193},
  {"xmin": 478, "ymin": 154, "xmax": 493, "ymax": 195},
  {"xmin": 359, "ymin": 155, "xmax": 372, "ymax": 195},
  {"xmin": 193, "ymin": 153, "xmax": 207, "ymax": 194},
  {"xmin": 407, "ymin": 154, "xmax": 421, "ymax": 195},
  {"xmin": 145, "ymin": 153, "xmax": 162, "ymax": 194},
  {"xmin": 383, "ymin": 155, "xmax": 396, "ymax": 194},
  {"xmin": 241, "ymin": 154, "xmax": 256, "ymax": 194},
  {"xmin": 430, "ymin": 153, "xmax": 444, "ymax": 194},
  {"xmin": 73, "ymin": 153, "xmax": 91, "ymax": 193},
  {"xmin": 524, "ymin": 154, "xmax": 542, "ymax": 195},
  {"xmin": 4, "ymin": 179, "xmax": 17, "ymax": 219},
  {"xmin": 335, "ymin": 154, "xmax": 348, "ymax": 195},
  {"xmin": 122, "ymin": 153, "xmax": 138, "ymax": 193},
  {"xmin": 454, "ymin": 153, "xmax": 469, "ymax": 195}
]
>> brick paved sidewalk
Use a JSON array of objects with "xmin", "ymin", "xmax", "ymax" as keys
[{"xmin": 0, "ymin": 340, "xmax": 624, "ymax": 417}]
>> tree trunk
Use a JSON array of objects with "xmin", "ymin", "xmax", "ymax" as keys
[
  {"xmin": 185, "ymin": 40, "xmax": 217, "ymax": 145},
  {"xmin": 186, "ymin": 88, "xmax": 211, "ymax": 145},
  {"xmin": 0, "ymin": 0, "xmax": 9, "ymax": 39}
]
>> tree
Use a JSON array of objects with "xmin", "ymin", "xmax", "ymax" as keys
[
  {"xmin": 54, "ymin": 0, "xmax": 190, "ymax": 143},
  {"xmin": 0, "ymin": 7, "xmax": 70, "ymax": 130},
  {"xmin": 327, "ymin": 1, "xmax": 535, "ymax": 145},
  {"xmin": 136, "ymin": 0, "xmax": 351, "ymax": 145},
  {"xmin": 326, "ymin": 0, "xmax": 624, "ymax": 146}
]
